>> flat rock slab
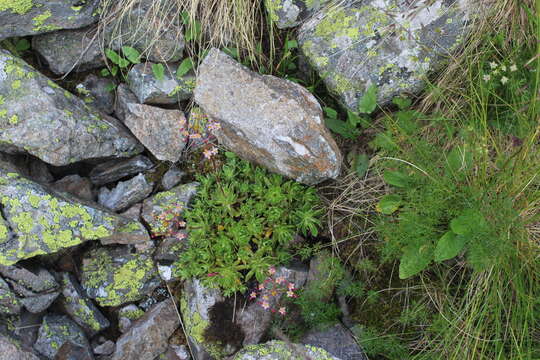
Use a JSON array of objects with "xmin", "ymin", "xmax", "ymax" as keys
[
  {"xmin": 233, "ymin": 340, "xmax": 341, "ymax": 360},
  {"xmin": 194, "ymin": 49, "xmax": 341, "ymax": 185},
  {"xmin": 0, "ymin": 0, "xmax": 100, "ymax": 40},
  {"xmin": 89, "ymin": 155, "xmax": 154, "ymax": 186},
  {"xmin": 0, "ymin": 50, "xmax": 143, "ymax": 166},
  {"xmin": 0, "ymin": 166, "xmax": 149, "ymax": 266},
  {"xmin": 112, "ymin": 298, "xmax": 180, "ymax": 360},
  {"xmin": 298, "ymin": 0, "xmax": 475, "ymax": 110},
  {"xmin": 98, "ymin": 173, "xmax": 153, "ymax": 212}
]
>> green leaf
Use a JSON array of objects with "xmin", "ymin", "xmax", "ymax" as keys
[
  {"xmin": 100, "ymin": 68, "xmax": 111, "ymax": 77},
  {"xmin": 346, "ymin": 110, "xmax": 370, "ymax": 128},
  {"xmin": 105, "ymin": 49, "xmax": 121, "ymax": 65},
  {"xmin": 180, "ymin": 11, "xmax": 190, "ymax": 25},
  {"xmin": 223, "ymin": 47, "xmax": 239, "ymax": 60},
  {"xmin": 185, "ymin": 20, "xmax": 202, "ymax": 42},
  {"xmin": 152, "ymin": 63, "xmax": 165, "ymax": 81},
  {"xmin": 392, "ymin": 96, "xmax": 411, "ymax": 110},
  {"xmin": 104, "ymin": 82, "xmax": 117, "ymax": 92},
  {"xmin": 446, "ymin": 146, "xmax": 473, "ymax": 174},
  {"xmin": 325, "ymin": 117, "xmax": 359, "ymax": 139},
  {"xmin": 352, "ymin": 153, "xmax": 369, "ymax": 178},
  {"xmin": 383, "ymin": 171, "xmax": 410, "ymax": 188},
  {"xmin": 176, "ymin": 58, "xmax": 194, "ymax": 78},
  {"xmin": 450, "ymin": 210, "xmax": 486, "ymax": 235},
  {"xmin": 434, "ymin": 231, "xmax": 466, "ymax": 262},
  {"xmin": 121, "ymin": 46, "xmax": 141, "ymax": 64},
  {"xmin": 285, "ymin": 39, "xmax": 298, "ymax": 51},
  {"xmin": 358, "ymin": 84, "xmax": 378, "ymax": 114},
  {"xmin": 15, "ymin": 38, "xmax": 30, "ymax": 52},
  {"xmin": 399, "ymin": 243, "xmax": 433, "ymax": 279},
  {"xmin": 110, "ymin": 65, "xmax": 118, "ymax": 76},
  {"xmin": 377, "ymin": 194, "xmax": 402, "ymax": 215},
  {"xmin": 323, "ymin": 107, "xmax": 338, "ymax": 119}
]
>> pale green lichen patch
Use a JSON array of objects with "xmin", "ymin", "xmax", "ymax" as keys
[
  {"xmin": 235, "ymin": 341, "xmax": 336, "ymax": 360},
  {"xmin": 0, "ymin": 0, "xmax": 33, "ymax": 14},
  {"xmin": 314, "ymin": 7, "xmax": 360, "ymax": 43},
  {"xmin": 32, "ymin": 10, "xmax": 61, "ymax": 32}
]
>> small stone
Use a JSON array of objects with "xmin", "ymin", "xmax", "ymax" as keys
[
  {"xmin": 98, "ymin": 174, "xmax": 154, "ymax": 212},
  {"xmin": 60, "ymin": 273, "xmax": 110, "ymax": 336},
  {"xmin": 161, "ymin": 167, "xmax": 185, "ymax": 191},
  {"xmin": 141, "ymin": 183, "xmax": 198, "ymax": 237},
  {"xmin": 93, "ymin": 340, "xmax": 115, "ymax": 356},
  {"xmin": 159, "ymin": 345, "xmax": 190, "ymax": 360},
  {"xmin": 0, "ymin": 332, "xmax": 40, "ymax": 360},
  {"xmin": 32, "ymin": 26, "xmax": 103, "ymax": 75},
  {"xmin": 34, "ymin": 315, "xmax": 90, "ymax": 360},
  {"xmin": 19, "ymin": 292, "xmax": 59, "ymax": 313},
  {"xmin": 265, "ymin": 0, "xmax": 331, "ymax": 29},
  {"xmin": 127, "ymin": 62, "xmax": 195, "ymax": 105},
  {"xmin": 52, "ymin": 175, "xmax": 94, "ymax": 201},
  {"xmin": 76, "ymin": 74, "xmax": 116, "ymax": 114},
  {"xmin": 194, "ymin": 49, "xmax": 341, "ymax": 185},
  {"xmin": 112, "ymin": 299, "xmax": 180, "ymax": 360},
  {"xmin": 89, "ymin": 155, "xmax": 154, "ymax": 186},
  {"xmin": 301, "ymin": 323, "xmax": 367, "ymax": 360},
  {"xmin": 54, "ymin": 341, "xmax": 94, "ymax": 360}
]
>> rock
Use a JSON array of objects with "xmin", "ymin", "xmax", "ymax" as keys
[
  {"xmin": 112, "ymin": 298, "xmax": 180, "ymax": 360},
  {"xmin": 0, "ymin": 332, "xmax": 40, "ymax": 360},
  {"xmin": 89, "ymin": 155, "xmax": 154, "ymax": 186},
  {"xmin": 0, "ymin": 167, "xmax": 150, "ymax": 265},
  {"xmin": 0, "ymin": 277, "xmax": 21, "ymax": 314},
  {"xmin": 161, "ymin": 167, "xmax": 185, "ymax": 191},
  {"xmin": 80, "ymin": 246, "xmax": 161, "ymax": 307},
  {"xmin": 34, "ymin": 314, "xmax": 90, "ymax": 360},
  {"xmin": 54, "ymin": 342, "xmax": 94, "ymax": 360},
  {"xmin": 298, "ymin": 0, "xmax": 476, "ymax": 110},
  {"xmin": 0, "ymin": 152, "xmax": 53, "ymax": 183},
  {"xmin": 0, "ymin": 51, "xmax": 143, "ymax": 167},
  {"xmin": 98, "ymin": 174, "xmax": 153, "ymax": 212},
  {"xmin": 76, "ymin": 74, "xmax": 116, "ymax": 114},
  {"xmin": 0, "ymin": 0, "xmax": 100, "ymax": 40},
  {"xmin": 127, "ymin": 62, "xmax": 195, "ymax": 105},
  {"xmin": 10, "ymin": 310, "xmax": 43, "ymax": 349},
  {"xmin": 117, "ymin": 304, "xmax": 145, "ymax": 333},
  {"xmin": 180, "ymin": 279, "xmax": 228, "ymax": 360},
  {"xmin": 301, "ymin": 323, "xmax": 367, "ymax": 360},
  {"xmin": 194, "ymin": 49, "xmax": 341, "ymax": 185},
  {"xmin": 154, "ymin": 234, "xmax": 187, "ymax": 262},
  {"xmin": 141, "ymin": 183, "xmax": 198, "ymax": 237},
  {"xmin": 266, "ymin": 0, "xmax": 331, "ymax": 29},
  {"xmin": 52, "ymin": 175, "xmax": 94, "ymax": 202},
  {"xmin": 102, "ymin": 0, "xmax": 184, "ymax": 63},
  {"xmin": 60, "ymin": 273, "xmax": 110, "ymax": 336},
  {"xmin": 233, "ymin": 341, "xmax": 341, "ymax": 360},
  {"xmin": 185, "ymin": 106, "xmax": 217, "ymax": 148},
  {"xmin": 32, "ymin": 26, "xmax": 103, "ymax": 75},
  {"xmin": 238, "ymin": 264, "xmax": 308, "ymax": 345},
  {"xmin": 158, "ymin": 345, "xmax": 191, "ymax": 360},
  {"xmin": 120, "ymin": 102, "xmax": 188, "ymax": 162},
  {"xmin": 93, "ymin": 340, "xmax": 115, "ymax": 356},
  {"xmin": 119, "ymin": 203, "xmax": 142, "ymax": 220},
  {"xmin": 114, "ymin": 84, "xmax": 140, "ymax": 122}
]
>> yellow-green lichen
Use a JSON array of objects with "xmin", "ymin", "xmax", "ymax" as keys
[
  {"xmin": 314, "ymin": 7, "xmax": 360, "ymax": 42},
  {"xmin": 32, "ymin": 10, "xmax": 61, "ymax": 32},
  {"xmin": 0, "ymin": 0, "xmax": 33, "ymax": 15}
]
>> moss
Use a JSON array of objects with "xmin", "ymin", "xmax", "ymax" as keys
[{"xmin": 0, "ymin": 0, "xmax": 33, "ymax": 15}]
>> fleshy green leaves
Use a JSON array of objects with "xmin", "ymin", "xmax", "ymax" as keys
[
  {"xmin": 358, "ymin": 84, "xmax": 378, "ymax": 114},
  {"xmin": 121, "ymin": 46, "xmax": 141, "ymax": 64},
  {"xmin": 434, "ymin": 231, "xmax": 466, "ymax": 262},
  {"xmin": 105, "ymin": 49, "xmax": 130, "ymax": 68},
  {"xmin": 383, "ymin": 171, "xmax": 411, "ymax": 188},
  {"xmin": 377, "ymin": 194, "xmax": 402, "ymax": 215}
]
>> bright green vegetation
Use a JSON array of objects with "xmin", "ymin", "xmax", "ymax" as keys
[{"xmin": 176, "ymin": 153, "xmax": 323, "ymax": 296}]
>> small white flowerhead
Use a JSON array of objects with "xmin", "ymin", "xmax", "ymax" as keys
[
  {"xmin": 489, "ymin": 61, "xmax": 498, "ymax": 69},
  {"xmin": 501, "ymin": 76, "xmax": 509, "ymax": 84},
  {"xmin": 500, "ymin": 65, "xmax": 507, "ymax": 72},
  {"xmin": 483, "ymin": 74, "xmax": 491, "ymax": 82},
  {"xmin": 510, "ymin": 64, "xmax": 518, "ymax": 72},
  {"xmin": 492, "ymin": 69, "xmax": 499, "ymax": 75}
]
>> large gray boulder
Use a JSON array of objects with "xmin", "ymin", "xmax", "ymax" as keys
[
  {"xmin": 0, "ymin": 50, "xmax": 143, "ymax": 166},
  {"xmin": 194, "ymin": 49, "xmax": 342, "ymax": 185},
  {"xmin": 0, "ymin": 166, "xmax": 149, "ymax": 266},
  {"xmin": 0, "ymin": 0, "xmax": 100, "ymax": 40},
  {"xmin": 298, "ymin": 0, "xmax": 478, "ymax": 110}
]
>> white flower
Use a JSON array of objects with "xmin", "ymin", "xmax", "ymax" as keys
[
  {"xmin": 500, "ymin": 65, "xmax": 507, "ymax": 72},
  {"xmin": 510, "ymin": 64, "xmax": 518, "ymax": 72},
  {"xmin": 501, "ymin": 76, "xmax": 509, "ymax": 84},
  {"xmin": 489, "ymin": 61, "xmax": 498, "ymax": 69},
  {"xmin": 483, "ymin": 74, "xmax": 491, "ymax": 82}
]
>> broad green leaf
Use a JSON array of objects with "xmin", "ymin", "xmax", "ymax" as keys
[
  {"xmin": 15, "ymin": 39, "xmax": 30, "ymax": 52},
  {"xmin": 152, "ymin": 63, "xmax": 165, "ymax": 81},
  {"xmin": 185, "ymin": 20, "xmax": 202, "ymax": 42},
  {"xmin": 392, "ymin": 96, "xmax": 411, "ymax": 110},
  {"xmin": 369, "ymin": 132, "xmax": 398, "ymax": 152},
  {"xmin": 377, "ymin": 194, "xmax": 402, "ymax": 215},
  {"xmin": 353, "ymin": 153, "xmax": 369, "ymax": 178},
  {"xmin": 434, "ymin": 231, "xmax": 466, "ymax": 262},
  {"xmin": 285, "ymin": 39, "xmax": 298, "ymax": 50},
  {"xmin": 383, "ymin": 171, "xmax": 410, "ymax": 188},
  {"xmin": 100, "ymin": 68, "xmax": 111, "ymax": 77},
  {"xmin": 176, "ymin": 58, "xmax": 194, "ymax": 78},
  {"xmin": 323, "ymin": 107, "xmax": 338, "ymax": 119},
  {"xmin": 450, "ymin": 209, "xmax": 486, "ymax": 235},
  {"xmin": 325, "ymin": 117, "xmax": 359, "ymax": 139},
  {"xmin": 105, "ymin": 49, "xmax": 121, "ymax": 65},
  {"xmin": 399, "ymin": 243, "xmax": 433, "ymax": 279},
  {"xmin": 358, "ymin": 84, "xmax": 378, "ymax": 114},
  {"xmin": 104, "ymin": 82, "xmax": 117, "ymax": 92},
  {"xmin": 121, "ymin": 46, "xmax": 141, "ymax": 64},
  {"xmin": 110, "ymin": 65, "xmax": 118, "ymax": 76},
  {"xmin": 347, "ymin": 110, "xmax": 370, "ymax": 128}
]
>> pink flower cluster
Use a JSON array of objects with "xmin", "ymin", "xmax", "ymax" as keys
[
  {"xmin": 248, "ymin": 267, "xmax": 297, "ymax": 316},
  {"xmin": 153, "ymin": 203, "xmax": 188, "ymax": 239}
]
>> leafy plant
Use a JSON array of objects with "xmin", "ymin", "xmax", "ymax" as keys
[
  {"xmin": 176, "ymin": 153, "xmax": 323, "ymax": 295},
  {"xmin": 101, "ymin": 46, "xmax": 141, "ymax": 79}
]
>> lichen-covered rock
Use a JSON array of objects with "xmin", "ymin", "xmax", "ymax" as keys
[
  {"xmin": 0, "ymin": 276, "xmax": 21, "ymax": 314},
  {"xmin": 0, "ymin": 0, "xmax": 100, "ymax": 40},
  {"xmin": 93, "ymin": 340, "xmax": 115, "ymax": 356},
  {"xmin": 89, "ymin": 155, "xmax": 154, "ymax": 186},
  {"xmin": 141, "ymin": 183, "xmax": 198, "ymax": 237},
  {"xmin": 80, "ymin": 246, "xmax": 161, "ymax": 307},
  {"xmin": 0, "ymin": 167, "xmax": 150, "ymax": 265},
  {"xmin": 238, "ymin": 264, "xmax": 308, "ymax": 345},
  {"xmin": 33, "ymin": 314, "xmax": 90, "ymax": 360},
  {"xmin": 127, "ymin": 62, "xmax": 195, "ymax": 105},
  {"xmin": 117, "ymin": 304, "xmax": 145, "ymax": 333},
  {"xmin": 161, "ymin": 167, "xmax": 185, "ymax": 191},
  {"xmin": 0, "ymin": 50, "xmax": 143, "ymax": 166},
  {"xmin": 266, "ymin": 0, "xmax": 331, "ymax": 29},
  {"xmin": 98, "ymin": 173, "xmax": 154, "ymax": 212},
  {"xmin": 0, "ymin": 152, "xmax": 53, "ymax": 183},
  {"xmin": 76, "ymin": 74, "xmax": 116, "ymax": 114},
  {"xmin": 60, "ymin": 273, "xmax": 110, "ymax": 336},
  {"xmin": 120, "ymin": 102, "xmax": 188, "ymax": 162},
  {"xmin": 180, "ymin": 278, "xmax": 226, "ymax": 360},
  {"xmin": 298, "ymin": 0, "xmax": 478, "ymax": 110},
  {"xmin": 32, "ymin": 26, "xmax": 103, "ymax": 75},
  {"xmin": 301, "ymin": 323, "xmax": 367, "ymax": 360},
  {"xmin": 112, "ymin": 298, "xmax": 180, "ymax": 360},
  {"xmin": 102, "ymin": 0, "xmax": 184, "ymax": 62},
  {"xmin": 194, "ymin": 49, "xmax": 342, "ymax": 185},
  {"xmin": 234, "ymin": 341, "xmax": 341, "ymax": 360},
  {"xmin": 0, "ymin": 332, "xmax": 40, "ymax": 360}
]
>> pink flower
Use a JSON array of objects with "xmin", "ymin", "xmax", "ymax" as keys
[
  {"xmin": 258, "ymin": 283, "xmax": 265, "ymax": 290},
  {"xmin": 207, "ymin": 121, "xmax": 221, "ymax": 131},
  {"xmin": 268, "ymin": 267, "xmax": 276, "ymax": 275},
  {"xmin": 202, "ymin": 146, "xmax": 218, "ymax": 159},
  {"xmin": 261, "ymin": 301, "xmax": 270, "ymax": 310},
  {"xmin": 287, "ymin": 283, "xmax": 295, "ymax": 291},
  {"xmin": 287, "ymin": 290, "xmax": 295, "ymax": 298},
  {"xmin": 278, "ymin": 307, "xmax": 286, "ymax": 315},
  {"xmin": 175, "ymin": 232, "xmax": 187, "ymax": 240},
  {"xmin": 249, "ymin": 291, "xmax": 257, "ymax": 299},
  {"xmin": 207, "ymin": 272, "xmax": 219, "ymax": 277}
]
